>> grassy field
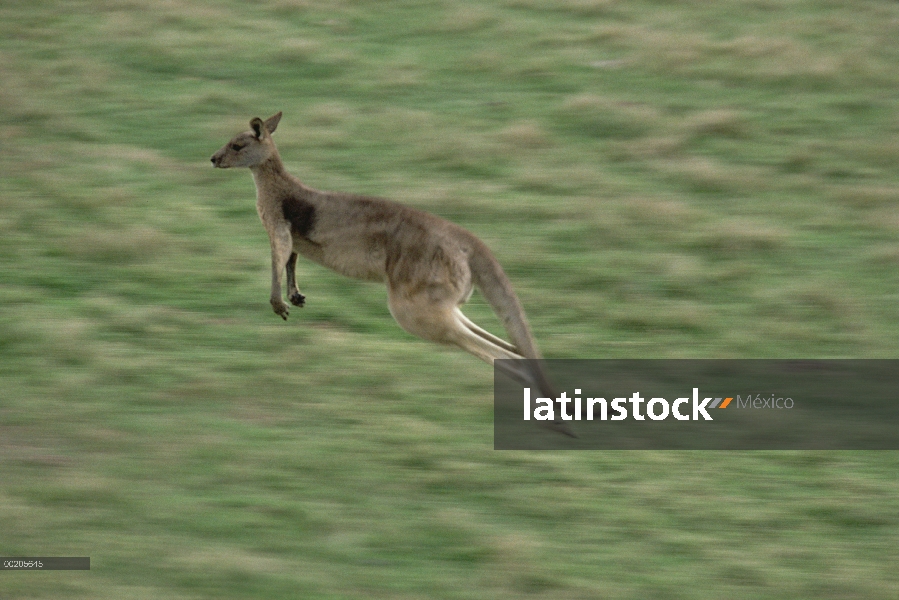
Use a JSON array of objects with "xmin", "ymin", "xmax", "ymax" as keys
[{"xmin": 2, "ymin": 0, "xmax": 899, "ymax": 597}]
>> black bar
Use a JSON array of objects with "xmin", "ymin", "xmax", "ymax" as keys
[
  {"xmin": 495, "ymin": 359, "xmax": 899, "ymax": 450},
  {"xmin": 1, "ymin": 557, "xmax": 90, "ymax": 570}
]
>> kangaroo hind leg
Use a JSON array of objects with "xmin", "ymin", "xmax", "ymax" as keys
[
  {"xmin": 444, "ymin": 311, "xmax": 577, "ymax": 438},
  {"xmin": 388, "ymin": 289, "xmax": 536, "ymax": 395},
  {"xmin": 454, "ymin": 308, "xmax": 520, "ymax": 355},
  {"xmin": 388, "ymin": 289, "xmax": 575, "ymax": 438}
]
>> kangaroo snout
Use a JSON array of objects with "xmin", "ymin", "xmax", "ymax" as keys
[{"xmin": 210, "ymin": 147, "xmax": 232, "ymax": 167}]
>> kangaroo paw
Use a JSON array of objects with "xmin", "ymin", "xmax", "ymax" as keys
[{"xmin": 289, "ymin": 292, "xmax": 306, "ymax": 307}]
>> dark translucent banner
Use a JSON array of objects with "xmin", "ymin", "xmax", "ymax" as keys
[
  {"xmin": 494, "ymin": 360, "xmax": 899, "ymax": 449},
  {"xmin": 1, "ymin": 557, "xmax": 90, "ymax": 570}
]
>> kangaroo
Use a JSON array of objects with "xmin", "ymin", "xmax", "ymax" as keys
[{"xmin": 211, "ymin": 112, "xmax": 574, "ymax": 437}]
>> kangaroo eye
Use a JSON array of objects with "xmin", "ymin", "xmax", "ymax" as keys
[{"xmin": 230, "ymin": 143, "xmax": 243, "ymax": 152}]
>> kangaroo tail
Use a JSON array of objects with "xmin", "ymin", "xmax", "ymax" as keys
[
  {"xmin": 468, "ymin": 239, "xmax": 542, "ymax": 361},
  {"xmin": 469, "ymin": 241, "xmax": 576, "ymax": 438}
]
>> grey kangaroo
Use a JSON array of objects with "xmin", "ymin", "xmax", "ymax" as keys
[{"xmin": 211, "ymin": 112, "xmax": 573, "ymax": 437}]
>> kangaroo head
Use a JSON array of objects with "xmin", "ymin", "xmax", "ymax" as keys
[{"xmin": 211, "ymin": 112, "xmax": 283, "ymax": 169}]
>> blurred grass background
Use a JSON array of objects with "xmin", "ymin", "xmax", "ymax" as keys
[{"xmin": 2, "ymin": 0, "xmax": 899, "ymax": 598}]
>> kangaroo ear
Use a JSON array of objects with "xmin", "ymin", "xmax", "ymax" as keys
[
  {"xmin": 264, "ymin": 112, "xmax": 283, "ymax": 135},
  {"xmin": 250, "ymin": 117, "xmax": 265, "ymax": 140}
]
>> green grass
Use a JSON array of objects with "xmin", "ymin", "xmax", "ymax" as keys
[{"xmin": 2, "ymin": 0, "xmax": 899, "ymax": 597}]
